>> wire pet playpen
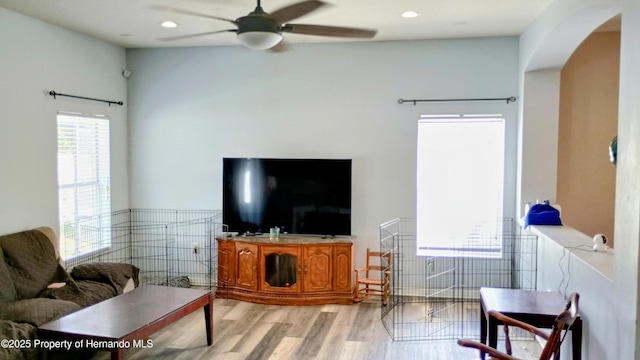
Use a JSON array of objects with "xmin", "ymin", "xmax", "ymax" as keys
[
  {"xmin": 379, "ymin": 218, "xmax": 537, "ymax": 342},
  {"xmin": 63, "ymin": 209, "xmax": 225, "ymax": 289}
]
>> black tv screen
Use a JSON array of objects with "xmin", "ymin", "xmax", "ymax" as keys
[{"xmin": 223, "ymin": 158, "xmax": 352, "ymax": 236}]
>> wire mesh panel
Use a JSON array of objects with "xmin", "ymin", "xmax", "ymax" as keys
[
  {"xmin": 165, "ymin": 215, "xmax": 224, "ymax": 288},
  {"xmin": 64, "ymin": 209, "xmax": 224, "ymax": 289},
  {"xmin": 63, "ymin": 209, "xmax": 134, "ymax": 266},
  {"xmin": 379, "ymin": 218, "xmax": 537, "ymax": 342}
]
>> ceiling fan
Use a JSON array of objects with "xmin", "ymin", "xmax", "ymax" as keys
[{"xmin": 150, "ymin": 0, "xmax": 377, "ymax": 50}]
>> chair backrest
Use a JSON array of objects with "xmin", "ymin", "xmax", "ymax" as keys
[
  {"xmin": 539, "ymin": 292, "xmax": 580, "ymax": 360},
  {"xmin": 365, "ymin": 248, "xmax": 391, "ymax": 277}
]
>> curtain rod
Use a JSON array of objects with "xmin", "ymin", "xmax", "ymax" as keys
[
  {"xmin": 397, "ymin": 96, "xmax": 516, "ymax": 105},
  {"xmin": 49, "ymin": 90, "xmax": 124, "ymax": 106}
]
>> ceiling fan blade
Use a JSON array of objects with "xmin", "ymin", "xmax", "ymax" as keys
[
  {"xmin": 157, "ymin": 30, "xmax": 236, "ymax": 42},
  {"xmin": 282, "ymin": 24, "xmax": 377, "ymax": 38},
  {"xmin": 147, "ymin": 5, "xmax": 237, "ymax": 25},
  {"xmin": 268, "ymin": 0, "xmax": 328, "ymax": 24}
]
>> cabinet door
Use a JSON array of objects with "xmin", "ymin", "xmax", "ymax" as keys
[
  {"xmin": 217, "ymin": 239, "xmax": 235, "ymax": 287},
  {"xmin": 333, "ymin": 244, "xmax": 352, "ymax": 292},
  {"xmin": 303, "ymin": 246, "xmax": 332, "ymax": 292},
  {"xmin": 236, "ymin": 243, "xmax": 259, "ymax": 290},
  {"xmin": 260, "ymin": 245, "xmax": 301, "ymax": 292}
]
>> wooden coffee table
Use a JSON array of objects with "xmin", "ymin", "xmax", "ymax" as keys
[{"xmin": 38, "ymin": 285, "xmax": 213, "ymax": 360}]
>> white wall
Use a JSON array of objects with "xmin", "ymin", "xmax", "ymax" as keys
[
  {"xmin": 531, "ymin": 226, "xmax": 615, "ymax": 359},
  {"xmin": 0, "ymin": 8, "xmax": 129, "ymax": 236},
  {"xmin": 517, "ymin": 0, "xmax": 640, "ymax": 358},
  {"xmin": 616, "ymin": 0, "xmax": 640, "ymax": 357},
  {"xmin": 517, "ymin": 69, "xmax": 561, "ymax": 216},
  {"xmin": 126, "ymin": 37, "xmax": 520, "ymax": 262},
  {"xmin": 517, "ymin": 0, "xmax": 620, "ymax": 217}
]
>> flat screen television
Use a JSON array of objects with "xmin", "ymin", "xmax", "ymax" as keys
[{"xmin": 223, "ymin": 158, "xmax": 352, "ymax": 236}]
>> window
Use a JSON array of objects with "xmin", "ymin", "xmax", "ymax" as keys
[
  {"xmin": 57, "ymin": 113, "xmax": 111, "ymax": 260},
  {"xmin": 416, "ymin": 115, "xmax": 505, "ymax": 258}
]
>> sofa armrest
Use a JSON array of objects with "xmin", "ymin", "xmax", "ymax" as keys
[
  {"xmin": 35, "ymin": 226, "xmax": 64, "ymax": 267},
  {"xmin": 70, "ymin": 263, "xmax": 140, "ymax": 295}
]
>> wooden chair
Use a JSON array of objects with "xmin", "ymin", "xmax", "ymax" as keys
[
  {"xmin": 353, "ymin": 248, "xmax": 391, "ymax": 305},
  {"xmin": 457, "ymin": 292, "xmax": 580, "ymax": 360}
]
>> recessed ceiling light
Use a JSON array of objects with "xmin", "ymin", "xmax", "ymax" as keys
[
  {"xmin": 401, "ymin": 11, "xmax": 419, "ymax": 18},
  {"xmin": 161, "ymin": 21, "xmax": 178, "ymax": 28}
]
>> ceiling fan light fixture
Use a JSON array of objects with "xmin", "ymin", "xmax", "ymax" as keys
[
  {"xmin": 238, "ymin": 31, "xmax": 282, "ymax": 50},
  {"xmin": 237, "ymin": 31, "xmax": 283, "ymax": 50}
]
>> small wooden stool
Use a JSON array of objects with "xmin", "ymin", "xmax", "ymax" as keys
[{"xmin": 479, "ymin": 287, "xmax": 582, "ymax": 360}]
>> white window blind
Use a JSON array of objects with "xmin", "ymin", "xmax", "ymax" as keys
[
  {"xmin": 57, "ymin": 113, "xmax": 111, "ymax": 260},
  {"xmin": 416, "ymin": 115, "xmax": 505, "ymax": 258}
]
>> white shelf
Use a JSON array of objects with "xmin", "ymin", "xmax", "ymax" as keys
[{"xmin": 526, "ymin": 224, "xmax": 614, "ymax": 281}]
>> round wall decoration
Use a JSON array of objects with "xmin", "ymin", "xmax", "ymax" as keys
[{"xmin": 609, "ymin": 135, "xmax": 618, "ymax": 166}]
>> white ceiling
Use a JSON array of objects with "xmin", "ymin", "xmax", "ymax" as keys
[{"xmin": 0, "ymin": 0, "xmax": 555, "ymax": 49}]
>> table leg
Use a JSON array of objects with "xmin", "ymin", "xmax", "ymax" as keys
[
  {"xmin": 488, "ymin": 316, "xmax": 498, "ymax": 354},
  {"xmin": 571, "ymin": 319, "xmax": 582, "ymax": 360},
  {"xmin": 204, "ymin": 293, "xmax": 214, "ymax": 346},
  {"xmin": 480, "ymin": 303, "xmax": 487, "ymax": 360}
]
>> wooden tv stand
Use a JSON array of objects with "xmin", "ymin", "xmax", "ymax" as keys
[{"xmin": 216, "ymin": 236, "xmax": 354, "ymax": 305}]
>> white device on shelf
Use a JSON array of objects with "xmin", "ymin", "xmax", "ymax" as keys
[{"xmin": 593, "ymin": 233, "xmax": 608, "ymax": 251}]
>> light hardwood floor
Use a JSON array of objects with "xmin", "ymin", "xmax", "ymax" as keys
[{"xmin": 92, "ymin": 298, "xmax": 541, "ymax": 360}]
